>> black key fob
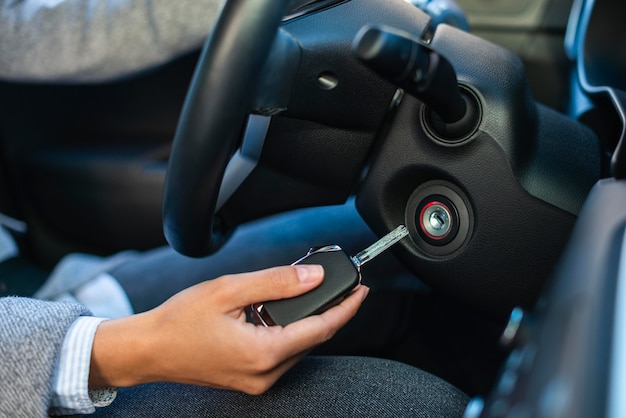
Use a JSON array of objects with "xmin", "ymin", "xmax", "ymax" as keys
[{"xmin": 251, "ymin": 245, "xmax": 361, "ymax": 326}]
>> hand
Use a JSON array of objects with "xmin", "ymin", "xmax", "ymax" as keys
[{"xmin": 89, "ymin": 265, "xmax": 369, "ymax": 394}]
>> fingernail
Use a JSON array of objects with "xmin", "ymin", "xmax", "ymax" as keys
[
  {"xmin": 295, "ymin": 264, "xmax": 324, "ymax": 284},
  {"xmin": 361, "ymin": 286, "xmax": 371, "ymax": 301}
]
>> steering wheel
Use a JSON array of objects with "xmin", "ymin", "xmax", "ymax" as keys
[
  {"xmin": 163, "ymin": 0, "xmax": 291, "ymax": 257},
  {"xmin": 163, "ymin": 0, "xmax": 601, "ymax": 319}
]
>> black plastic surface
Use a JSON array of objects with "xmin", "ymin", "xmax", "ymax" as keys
[
  {"xmin": 480, "ymin": 179, "xmax": 626, "ymax": 417},
  {"xmin": 218, "ymin": 116, "xmax": 375, "ymax": 230},
  {"xmin": 280, "ymin": 0, "xmax": 431, "ymax": 130},
  {"xmin": 430, "ymin": 24, "xmax": 600, "ymax": 208},
  {"xmin": 518, "ymin": 103, "xmax": 601, "ymax": 215},
  {"xmin": 262, "ymin": 247, "xmax": 360, "ymax": 326},
  {"xmin": 356, "ymin": 20, "xmax": 600, "ymax": 316},
  {"xmin": 354, "ymin": 25, "xmax": 466, "ymax": 124},
  {"xmin": 164, "ymin": 0, "xmax": 434, "ymax": 256},
  {"xmin": 217, "ymin": 0, "xmax": 434, "ymax": 229},
  {"xmin": 357, "ymin": 95, "xmax": 577, "ymax": 316}
]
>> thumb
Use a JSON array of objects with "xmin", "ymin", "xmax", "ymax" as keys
[{"xmin": 220, "ymin": 265, "xmax": 324, "ymax": 306}]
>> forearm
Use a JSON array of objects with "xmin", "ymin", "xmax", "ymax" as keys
[{"xmin": 0, "ymin": 0, "xmax": 221, "ymax": 82}]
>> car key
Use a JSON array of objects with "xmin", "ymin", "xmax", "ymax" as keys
[{"xmin": 251, "ymin": 225, "xmax": 410, "ymax": 326}]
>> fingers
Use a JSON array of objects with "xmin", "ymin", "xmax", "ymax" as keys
[
  {"xmin": 218, "ymin": 265, "xmax": 324, "ymax": 306},
  {"xmin": 239, "ymin": 285, "xmax": 370, "ymax": 394},
  {"xmin": 149, "ymin": 268, "xmax": 368, "ymax": 394},
  {"xmin": 274, "ymin": 285, "xmax": 370, "ymax": 357},
  {"xmin": 235, "ymin": 283, "xmax": 366, "ymax": 395},
  {"xmin": 235, "ymin": 351, "xmax": 305, "ymax": 395}
]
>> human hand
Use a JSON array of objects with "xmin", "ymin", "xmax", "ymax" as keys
[{"xmin": 89, "ymin": 265, "xmax": 369, "ymax": 394}]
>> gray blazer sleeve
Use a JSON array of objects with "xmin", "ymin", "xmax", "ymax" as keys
[
  {"xmin": 0, "ymin": 0, "xmax": 221, "ymax": 82},
  {"xmin": 0, "ymin": 297, "xmax": 91, "ymax": 417}
]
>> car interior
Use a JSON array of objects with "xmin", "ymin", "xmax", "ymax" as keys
[{"xmin": 0, "ymin": 0, "xmax": 624, "ymax": 416}]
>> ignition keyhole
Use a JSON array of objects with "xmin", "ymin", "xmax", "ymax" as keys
[
  {"xmin": 415, "ymin": 195, "xmax": 461, "ymax": 246},
  {"xmin": 429, "ymin": 210, "xmax": 449, "ymax": 230}
]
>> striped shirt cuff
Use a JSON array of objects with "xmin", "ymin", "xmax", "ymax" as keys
[{"xmin": 50, "ymin": 316, "xmax": 116, "ymax": 415}]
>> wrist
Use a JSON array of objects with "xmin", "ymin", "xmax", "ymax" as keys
[{"xmin": 89, "ymin": 311, "xmax": 160, "ymax": 388}]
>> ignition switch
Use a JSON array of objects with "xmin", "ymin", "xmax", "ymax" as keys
[
  {"xmin": 405, "ymin": 181, "xmax": 472, "ymax": 256},
  {"xmin": 416, "ymin": 195, "xmax": 459, "ymax": 246}
]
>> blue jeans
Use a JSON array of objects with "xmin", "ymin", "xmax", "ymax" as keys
[{"xmin": 87, "ymin": 356, "xmax": 468, "ymax": 417}]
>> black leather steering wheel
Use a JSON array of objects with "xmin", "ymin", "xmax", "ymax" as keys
[{"xmin": 163, "ymin": 0, "xmax": 291, "ymax": 257}]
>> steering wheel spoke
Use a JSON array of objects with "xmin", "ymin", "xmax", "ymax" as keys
[{"xmin": 163, "ymin": 0, "xmax": 292, "ymax": 257}]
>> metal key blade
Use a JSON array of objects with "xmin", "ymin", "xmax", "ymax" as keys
[{"xmin": 351, "ymin": 225, "xmax": 409, "ymax": 268}]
